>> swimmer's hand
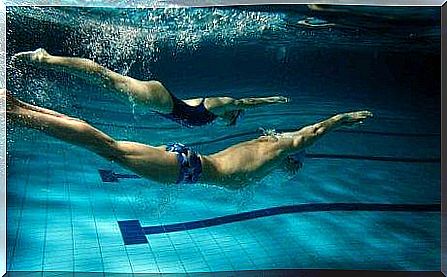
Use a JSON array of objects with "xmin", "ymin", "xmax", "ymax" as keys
[
  {"xmin": 233, "ymin": 96, "xmax": 290, "ymax": 109},
  {"xmin": 342, "ymin": 110, "xmax": 374, "ymax": 127},
  {"xmin": 268, "ymin": 96, "xmax": 289, "ymax": 104},
  {"xmin": 13, "ymin": 48, "xmax": 50, "ymax": 63}
]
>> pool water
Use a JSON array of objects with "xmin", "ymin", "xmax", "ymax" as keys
[{"xmin": 5, "ymin": 5, "xmax": 441, "ymax": 273}]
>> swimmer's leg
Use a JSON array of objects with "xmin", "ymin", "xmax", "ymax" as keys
[
  {"xmin": 4, "ymin": 90, "xmax": 75, "ymax": 119},
  {"xmin": 6, "ymin": 92, "xmax": 181, "ymax": 184},
  {"xmin": 7, "ymin": 93, "xmax": 124, "ymax": 160},
  {"xmin": 13, "ymin": 49, "xmax": 173, "ymax": 113}
]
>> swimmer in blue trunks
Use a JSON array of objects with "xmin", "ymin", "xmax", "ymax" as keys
[
  {"xmin": 6, "ymin": 90, "xmax": 373, "ymax": 189},
  {"xmin": 13, "ymin": 49, "xmax": 289, "ymax": 127}
]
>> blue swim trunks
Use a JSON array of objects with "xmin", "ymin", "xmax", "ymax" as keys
[{"xmin": 166, "ymin": 143, "xmax": 202, "ymax": 184}]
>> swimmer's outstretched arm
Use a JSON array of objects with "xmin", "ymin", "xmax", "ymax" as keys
[
  {"xmin": 208, "ymin": 110, "xmax": 373, "ymax": 187},
  {"xmin": 234, "ymin": 96, "xmax": 290, "ymax": 108},
  {"xmin": 183, "ymin": 96, "xmax": 289, "ymax": 118},
  {"xmin": 284, "ymin": 111, "xmax": 372, "ymax": 150}
]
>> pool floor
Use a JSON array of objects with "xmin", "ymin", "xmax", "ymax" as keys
[{"xmin": 6, "ymin": 135, "xmax": 440, "ymax": 273}]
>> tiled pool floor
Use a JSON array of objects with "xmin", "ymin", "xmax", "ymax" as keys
[{"xmin": 6, "ymin": 135, "xmax": 440, "ymax": 273}]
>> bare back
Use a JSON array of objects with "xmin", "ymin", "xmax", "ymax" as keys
[{"xmin": 202, "ymin": 136, "xmax": 295, "ymax": 187}]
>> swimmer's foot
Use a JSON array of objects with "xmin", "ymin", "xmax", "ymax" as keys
[
  {"xmin": 13, "ymin": 48, "xmax": 50, "ymax": 63},
  {"xmin": 307, "ymin": 4, "xmax": 325, "ymax": 11},
  {"xmin": 342, "ymin": 110, "xmax": 373, "ymax": 127},
  {"xmin": 5, "ymin": 90, "xmax": 24, "ymax": 115},
  {"xmin": 5, "ymin": 89, "xmax": 74, "ymax": 120},
  {"xmin": 275, "ymin": 96, "xmax": 290, "ymax": 103}
]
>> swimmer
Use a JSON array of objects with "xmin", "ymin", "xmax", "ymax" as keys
[
  {"xmin": 6, "ymin": 89, "xmax": 373, "ymax": 189},
  {"xmin": 13, "ymin": 48, "xmax": 289, "ymax": 127}
]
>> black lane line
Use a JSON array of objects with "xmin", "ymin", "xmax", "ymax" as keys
[
  {"xmin": 89, "ymin": 121, "xmax": 439, "ymax": 142},
  {"xmin": 140, "ymin": 203, "xmax": 440, "ymax": 235},
  {"xmin": 188, "ymin": 131, "xmax": 255, "ymax": 146},
  {"xmin": 80, "ymin": 105, "xmax": 427, "ymax": 123},
  {"xmin": 92, "ymin": 121, "xmax": 179, "ymax": 131},
  {"xmin": 307, "ymin": 154, "xmax": 440, "ymax": 163},
  {"xmin": 333, "ymin": 129, "xmax": 439, "ymax": 137},
  {"xmin": 188, "ymin": 129, "xmax": 439, "ymax": 147}
]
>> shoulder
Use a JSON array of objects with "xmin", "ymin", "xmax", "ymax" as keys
[{"xmin": 205, "ymin": 97, "xmax": 235, "ymax": 107}]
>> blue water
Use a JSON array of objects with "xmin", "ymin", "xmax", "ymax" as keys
[{"xmin": 6, "ymin": 5, "xmax": 441, "ymax": 273}]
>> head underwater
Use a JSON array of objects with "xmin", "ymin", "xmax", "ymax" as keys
[{"xmin": 258, "ymin": 127, "xmax": 306, "ymax": 173}]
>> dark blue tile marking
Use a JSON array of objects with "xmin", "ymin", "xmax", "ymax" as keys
[
  {"xmin": 89, "ymin": 119, "xmax": 439, "ymax": 146},
  {"xmin": 98, "ymin": 169, "xmax": 142, "ymax": 183},
  {"xmin": 306, "ymin": 154, "xmax": 440, "ymax": 163},
  {"xmin": 117, "ymin": 220, "xmax": 148, "ymax": 245},
  {"xmin": 98, "ymin": 169, "xmax": 119, "ymax": 182},
  {"xmin": 118, "ymin": 203, "xmax": 439, "ymax": 245}
]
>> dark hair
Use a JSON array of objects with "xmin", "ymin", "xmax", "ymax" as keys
[
  {"xmin": 282, "ymin": 150, "xmax": 306, "ymax": 174},
  {"xmin": 283, "ymin": 156, "xmax": 303, "ymax": 174}
]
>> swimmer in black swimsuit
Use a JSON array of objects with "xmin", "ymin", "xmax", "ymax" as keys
[{"xmin": 13, "ymin": 49, "xmax": 289, "ymax": 127}]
